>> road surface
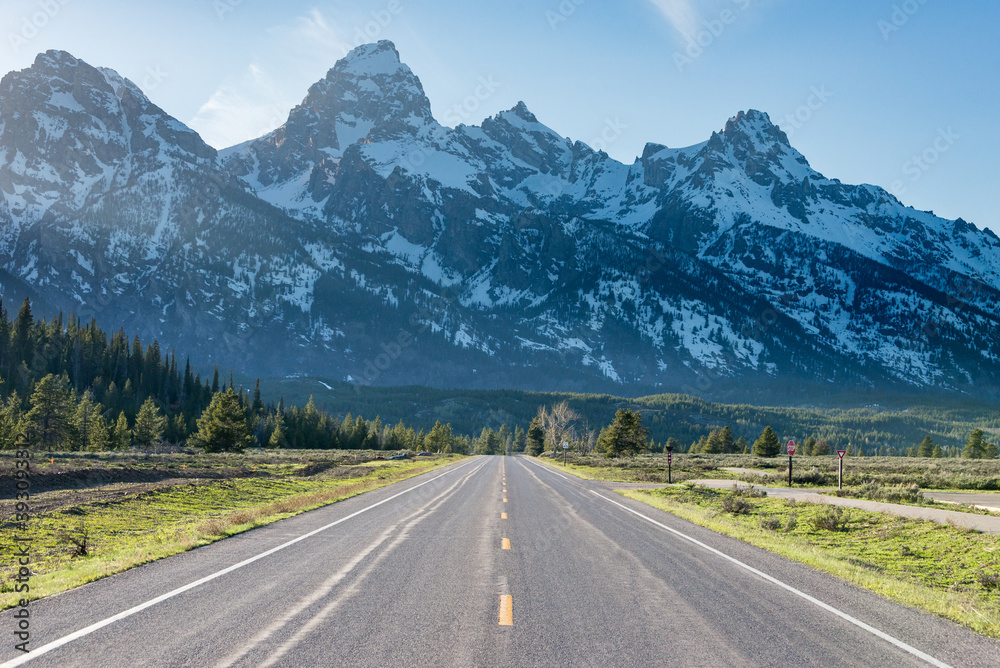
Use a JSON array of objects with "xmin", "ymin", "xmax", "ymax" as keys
[
  {"xmin": 698, "ymin": 478, "xmax": 1000, "ymax": 533},
  {"xmin": 3, "ymin": 455, "xmax": 998, "ymax": 667}
]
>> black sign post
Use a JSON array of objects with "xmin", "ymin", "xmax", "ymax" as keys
[
  {"xmin": 837, "ymin": 449, "xmax": 847, "ymax": 490},
  {"xmin": 666, "ymin": 444, "xmax": 674, "ymax": 484},
  {"xmin": 786, "ymin": 440, "xmax": 796, "ymax": 486}
]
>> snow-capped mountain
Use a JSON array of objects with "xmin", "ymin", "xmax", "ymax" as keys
[{"xmin": 2, "ymin": 43, "xmax": 999, "ymax": 400}]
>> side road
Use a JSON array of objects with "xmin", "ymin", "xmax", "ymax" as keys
[{"xmin": 681, "ymin": 479, "xmax": 1000, "ymax": 534}]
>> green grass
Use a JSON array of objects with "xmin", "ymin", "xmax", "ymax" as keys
[
  {"xmin": 541, "ymin": 452, "xmax": 1000, "ymax": 492},
  {"xmin": 537, "ymin": 453, "xmax": 737, "ymax": 483},
  {"xmin": 0, "ymin": 454, "xmax": 464, "ymax": 609},
  {"xmin": 624, "ymin": 485, "xmax": 1000, "ymax": 637}
]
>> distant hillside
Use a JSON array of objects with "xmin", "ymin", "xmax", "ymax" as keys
[
  {"xmin": 262, "ymin": 376, "xmax": 1000, "ymax": 454},
  {"xmin": 2, "ymin": 45, "xmax": 1000, "ymax": 400}
]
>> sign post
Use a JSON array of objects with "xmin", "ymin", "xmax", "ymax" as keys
[
  {"xmin": 786, "ymin": 440, "xmax": 796, "ymax": 486},
  {"xmin": 562, "ymin": 441, "xmax": 569, "ymax": 464},
  {"xmin": 666, "ymin": 444, "xmax": 674, "ymax": 484},
  {"xmin": 837, "ymin": 448, "xmax": 847, "ymax": 490}
]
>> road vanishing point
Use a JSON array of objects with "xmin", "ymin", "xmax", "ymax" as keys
[{"xmin": 3, "ymin": 456, "xmax": 998, "ymax": 667}]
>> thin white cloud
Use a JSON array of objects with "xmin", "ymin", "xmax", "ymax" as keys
[
  {"xmin": 188, "ymin": 9, "xmax": 355, "ymax": 150},
  {"xmin": 189, "ymin": 65, "xmax": 292, "ymax": 150},
  {"xmin": 647, "ymin": 0, "xmax": 702, "ymax": 39},
  {"xmin": 277, "ymin": 8, "xmax": 353, "ymax": 59}
]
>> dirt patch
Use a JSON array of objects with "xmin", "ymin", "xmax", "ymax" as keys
[
  {"xmin": 0, "ymin": 465, "xmax": 242, "ymax": 498},
  {"xmin": 0, "ymin": 479, "xmax": 207, "ymax": 517}
]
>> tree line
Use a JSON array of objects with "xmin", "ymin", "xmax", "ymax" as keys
[
  {"xmin": 273, "ymin": 382, "xmax": 999, "ymax": 456},
  {"xmin": 0, "ymin": 299, "xmax": 458, "ymax": 453}
]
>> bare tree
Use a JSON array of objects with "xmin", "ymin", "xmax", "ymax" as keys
[{"xmin": 538, "ymin": 401, "xmax": 580, "ymax": 454}]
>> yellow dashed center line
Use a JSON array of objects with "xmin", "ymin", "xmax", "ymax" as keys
[
  {"xmin": 499, "ymin": 595, "xmax": 513, "ymax": 626},
  {"xmin": 501, "ymin": 512, "xmax": 507, "ymax": 519},
  {"xmin": 503, "ymin": 498, "xmax": 507, "ymax": 503},
  {"xmin": 501, "ymin": 538, "xmax": 511, "ymax": 550}
]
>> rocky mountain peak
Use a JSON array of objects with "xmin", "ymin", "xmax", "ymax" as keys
[
  {"xmin": 6, "ymin": 48, "xmax": 1000, "ymax": 399},
  {"xmin": 311, "ymin": 39, "xmax": 432, "ymax": 129},
  {"xmin": 507, "ymin": 101, "xmax": 539, "ymax": 123},
  {"xmin": 221, "ymin": 41, "xmax": 434, "ymax": 211},
  {"xmin": 334, "ymin": 40, "xmax": 407, "ymax": 77},
  {"xmin": 0, "ymin": 50, "xmax": 216, "ymax": 228},
  {"xmin": 719, "ymin": 109, "xmax": 793, "ymax": 152}
]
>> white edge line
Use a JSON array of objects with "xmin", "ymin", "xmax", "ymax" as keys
[
  {"xmin": 2, "ymin": 459, "xmax": 480, "ymax": 667},
  {"xmin": 591, "ymin": 491, "xmax": 951, "ymax": 668},
  {"xmin": 522, "ymin": 457, "xmax": 569, "ymax": 480}
]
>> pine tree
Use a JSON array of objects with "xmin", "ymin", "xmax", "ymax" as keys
[
  {"xmin": 251, "ymin": 379, "xmax": 264, "ymax": 417},
  {"xmin": 133, "ymin": 398, "xmax": 165, "ymax": 447},
  {"xmin": 752, "ymin": 426, "xmax": 781, "ymax": 458},
  {"xmin": 26, "ymin": 374, "xmax": 73, "ymax": 447},
  {"xmin": 425, "ymin": 421, "xmax": 454, "ymax": 453},
  {"xmin": 0, "ymin": 396, "xmax": 24, "ymax": 450},
  {"xmin": 73, "ymin": 391, "xmax": 99, "ymax": 451},
  {"xmin": 191, "ymin": 389, "xmax": 252, "ymax": 453},
  {"xmin": 211, "ymin": 365, "xmax": 220, "ymax": 393},
  {"xmin": 112, "ymin": 411, "xmax": 132, "ymax": 449},
  {"xmin": 931, "ymin": 443, "xmax": 943, "ymax": 458},
  {"xmin": 268, "ymin": 412, "xmax": 287, "ymax": 449},
  {"xmin": 12, "ymin": 298, "xmax": 34, "ymax": 365},
  {"xmin": 963, "ymin": 429, "xmax": 987, "ymax": 459},
  {"xmin": 87, "ymin": 410, "xmax": 111, "ymax": 452},
  {"xmin": 526, "ymin": 417, "xmax": 545, "ymax": 456},
  {"xmin": 803, "ymin": 436, "xmax": 817, "ymax": 457},
  {"xmin": 917, "ymin": 436, "xmax": 935, "ymax": 458},
  {"xmin": 598, "ymin": 409, "xmax": 649, "ymax": 458},
  {"xmin": 513, "ymin": 425, "xmax": 527, "ymax": 452},
  {"xmin": 703, "ymin": 428, "xmax": 724, "ymax": 454}
]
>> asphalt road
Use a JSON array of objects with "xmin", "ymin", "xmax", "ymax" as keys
[
  {"xmin": 3, "ymin": 455, "xmax": 999, "ymax": 667},
  {"xmin": 696, "ymin": 479, "xmax": 1000, "ymax": 533}
]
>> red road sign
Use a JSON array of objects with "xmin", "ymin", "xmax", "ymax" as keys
[
  {"xmin": 837, "ymin": 449, "xmax": 847, "ymax": 460},
  {"xmin": 786, "ymin": 440, "xmax": 796, "ymax": 456},
  {"xmin": 667, "ymin": 453, "xmax": 673, "ymax": 465}
]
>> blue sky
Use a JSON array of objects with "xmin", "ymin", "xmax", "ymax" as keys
[{"xmin": 2, "ymin": 0, "xmax": 997, "ymax": 231}]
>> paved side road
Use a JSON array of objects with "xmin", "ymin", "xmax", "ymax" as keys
[
  {"xmin": 692, "ymin": 479, "xmax": 1000, "ymax": 534},
  {"xmin": 2, "ymin": 455, "xmax": 998, "ymax": 667}
]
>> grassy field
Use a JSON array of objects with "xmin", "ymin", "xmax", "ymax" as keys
[
  {"xmin": 0, "ymin": 449, "xmax": 463, "ymax": 609},
  {"xmin": 623, "ymin": 484, "xmax": 1000, "ymax": 637},
  {"xmin": 255, "ymin": 378, "xmax": 1000, "ymax": 452},
  {"xmin": 542, "ymin": 452, "xmax": 1000, "ymax": 490}
]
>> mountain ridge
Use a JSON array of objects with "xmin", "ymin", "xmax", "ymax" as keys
[{"xmin": 1, "ymin": 42, "xmax": 998, "ymax": 401}]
